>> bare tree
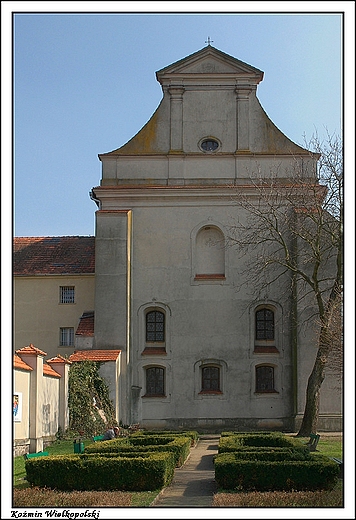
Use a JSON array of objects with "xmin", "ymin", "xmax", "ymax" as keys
[
  {"xmin": 227, "ymin": 131, "xmax": 343, "ymax": 436},
  {"xmin": 322, "ymin": 283, "xmax": 343, "ymax": 385}
]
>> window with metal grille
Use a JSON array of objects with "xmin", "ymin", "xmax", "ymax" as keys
[
  {"xmin": 202, "ymin": 366, "xmax": 220, "ymax": 392},
  {"xmin": 255, "ymin": 365, "xmax": 275, "ymax": 392},
  {"xmin": 255, "ymin": 308, "xmax": 274, "ymax": 340},
  {"xmin": 60, "ymin": 286, "xmax": 75, "ymax": 304},
  {"xmin": 60, "ymin": 327, "xmax": 74, "ymax": 346},
  {"xmin": 146, "ymin": 311, "xmax": 165, "ymax": 342},
  {"xmin": 145, "ymin": 367, "xmax": 165, "ymax": 396}
]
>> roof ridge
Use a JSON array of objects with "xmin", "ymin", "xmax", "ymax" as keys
[{"xmin": 16, "ymin": 344, "xmax": 47, "ymax": 356}]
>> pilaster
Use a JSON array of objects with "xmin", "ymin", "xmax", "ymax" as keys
[
  {"xmin": 235, "ymin": 86, "xmax": 252, "ymax": 151},
  {"xmin": 47, "ymin": 356, "xmax": 71, "ymax": 432},
  {"xmin": 94, "ymin": 210, "xmax": 131, "ymax": 350},
  {"xmin": 169, "ymin": 86, "xmax": 185, "ymax": 152}
]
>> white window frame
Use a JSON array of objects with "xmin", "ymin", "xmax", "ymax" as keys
[
  {"xmin": 60, "ymin": 327, "xmax": 74, "ymax": 346},
  {"xmin": 59, "ymin": 286, "xmax": 75, "ymax": 304}
]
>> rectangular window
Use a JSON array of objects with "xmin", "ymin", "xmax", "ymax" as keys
[
  {"xmin": 202, "ymin": 366, "xmax": 220, "ymax": 392},
  {"xmin": 60, "ymin": 286, "xmax": 75, "ymax": 304},
  {"xmin": 146, "ymin": 311, "xmax": 165, "ymax": 342},
  {"xmin": 145, "ymin": 367, "xmax": 165, "ymax": 396},
  {"xmin": 255, "ymin": 308, "xmax": 274, "ymax": 340},
  {"xmin": 60, "ymin": 327, "xmax": 74, "ymax": 346},
  {"xmin": 256, "ymin": 366, "xmax": 275, "ymax": 392}
]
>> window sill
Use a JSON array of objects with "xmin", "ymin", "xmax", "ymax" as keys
[
  {"xmin": 253, "ymin": 346, "xmax": 279, "ymax": 353},
  {"xmin": 142, "ymin": 348, "xmax": 166, "ymax": 355},
  {"xmin": 254, "ymin": 390, "xmax": 279, "ymax": 394},
  {"xmin": 194, "ymin": 274, "xmax": 226, "ymax": 280},
  {"xmin": 198, "ymin": 390, "xmax": 223, "ymax": 395},
  {"xmin": 142, "ymin": 394, "xmax": 166, "ymax": 398}
]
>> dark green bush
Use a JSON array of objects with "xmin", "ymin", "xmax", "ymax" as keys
[
  {"xmin": 129, "ymin": 435, "xmax": 181, "ymax": 446},
  {"xmin": 214, "ymin": 454, "xmax": 339, "ymax": 491},
  {"xmin": 220, "ymin": 431, "xmax": 283, "ymax": 437},
  {"xmin": 25, "ymin": 452, "xmax": 175, "ymax": 491},
  {"xmin": 81, "ymin": 451, "xmax": 153, "ymax": 459},
  {"xmin": 84, "ymin": 435, "xmax": 191, "ymax": 467},
  {"xmin": 220, "ymin": 449, "xmax": 311, "ymax": 461},
  {"xmin": 130, "ymin": 430, "xmax": 199, "ymax": 445},
  {"xmin": 68, "ymin": 361, "xmax": 116, "ymax": 436},
  {"xmin": 219, "ymin": 433, "xmax": 304, "ymax": 452}
]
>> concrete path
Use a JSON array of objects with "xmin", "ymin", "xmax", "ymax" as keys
[{"xmin": 151, "ymin": 434, "xmax": 220, "ymax": 508}]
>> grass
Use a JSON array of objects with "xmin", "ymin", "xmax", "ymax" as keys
[
  {"xmin": 13, "ymin": 433, "xmax": 343, "ymax": 508},
  {"xmin": 212, "ymin": 481, "xmax": 343, "ymax": 507},
  {"xmin": 313, "ymin": 436, "xmax": 343, "ymax": 459},
  {"xmin": 13, "ymin": 488, "xmax": 160, "ymax": 507}
]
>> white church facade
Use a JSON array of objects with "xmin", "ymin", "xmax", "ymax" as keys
[{"xmin": 87, "ymin": 45, "xmax": 341, "ymax": 432}]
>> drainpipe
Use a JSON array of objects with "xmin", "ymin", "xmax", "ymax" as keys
[{"xmin": 291, "ymin": 217, "xmax": 298, "ymax": 427}]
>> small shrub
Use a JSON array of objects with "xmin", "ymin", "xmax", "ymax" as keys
[
  {"xmin": 222, "ymin": 449, "xmax": 310, "ymax": 461},
  {"xmin": 84, "ymin": 435, "xmax": 191, "ymax": 467},
  {"xmin": 25, "ymin": 452, "xmax": 175, "ymax": 491},
  {"xmin": 131, "ymin": 430, "xmax": 199, "ymax": 445},
  {"xmin": 220, "ymin": 430, "xmax": 283, "ymax": 437},
  {"xmin": 214, "ymin": 454, "xmax": 339, "ymax": 491},
  {"xmin": 218, "ymin": 433, "xmax": 305, "ymax": 453}
]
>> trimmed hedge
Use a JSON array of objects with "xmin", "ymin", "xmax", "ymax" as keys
[
  {"xmin": 220, "ymin": 448, "xmax": 311, "ymax": 461},
  {"xmin": 218, "ymin": 433, "xmax": 305, "ymax": 452},
  {"xmin": 130, "ymin": 430, "xmax": 199, "ymax": 446},
  {"xmin": 214, "ymin": 453, "xmax": 339, "ymax": 491},
  {"xmin": 220, "ymin": 430, "xmax": 284, "ymax": 437},
  {"xmin": 84, "ymin": 435, "xmax": 191, "ymax": 467},
  {"xmin": 25, "ymin": 451, "xmax": 175, "ymax": 491}
]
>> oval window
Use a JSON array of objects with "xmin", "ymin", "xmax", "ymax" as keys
[{"xmin": 200, "ymin": 139, "xmax": 219, "ymax": 152}]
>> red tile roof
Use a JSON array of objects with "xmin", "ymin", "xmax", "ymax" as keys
[
  {"xmin": 14, "ymin": 352, "xmax": 62, "ymax": 377},
  {"xmin": 15, "ymin": 344, "xmax": 47, "ymax": 356},
  {"xmin": 76, "ymin": 312, "xmax": 94, "ymax": 336},
  {"xmin": 13, "ymin": 354, "xmax": 33, "ymax": 371},
  {"xmin": 43, "ymin": 363, "xmax": 61, "ymax": 378},
  {"xmin": 69, "ymin": 350, "xmax": 121, "ymax": 362},
  {"xmin": 47, "ymin": 355, "xmax": 72, "ymax": 365},
  {"xmin": 13, "ymin": 236, "xmax": 95, "ymax": 275}
]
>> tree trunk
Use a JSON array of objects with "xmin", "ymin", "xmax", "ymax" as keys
[
  {"xmin": 297, "ymin": 332, "xmax": 328, "ymax": 436},
  {"xmin": 297, "ymin": 280, "xmax": 341, "ymax": 436},
  {"xmin": 297, "ymin": 368, "xmax": 322, "ymax": 436}
]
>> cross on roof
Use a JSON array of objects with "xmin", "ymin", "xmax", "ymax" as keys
[{"xmin": 205, "ymin": 37, "xmax": 214, "ymax": 45}]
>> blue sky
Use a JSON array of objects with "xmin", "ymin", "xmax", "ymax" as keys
[{"xmin": 7, "ymin": 5, "xmax": 347, "ymax": 238}]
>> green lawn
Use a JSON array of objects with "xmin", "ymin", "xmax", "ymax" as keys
[{"xmin": 313, "ymin": 437, "xmax": 343, "ymax": 459}]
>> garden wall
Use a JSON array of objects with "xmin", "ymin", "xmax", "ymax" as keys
[{"xmin": 13, "ymin": 345, "xmax": 71, "ymax": 456}]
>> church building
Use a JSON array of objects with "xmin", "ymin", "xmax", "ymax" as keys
[{"xmin": 87, "ymin": 45, "xmax": 341, "ymax": 432}]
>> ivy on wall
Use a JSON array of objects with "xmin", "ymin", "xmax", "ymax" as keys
[{"xmin": 68, "ymin": 360, "xmax": 117, "ymax": 436}]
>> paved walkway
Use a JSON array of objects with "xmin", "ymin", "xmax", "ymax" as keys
[{"xmin": 151, "ymin": 434, "xmax": 220, "ymax": 507}]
